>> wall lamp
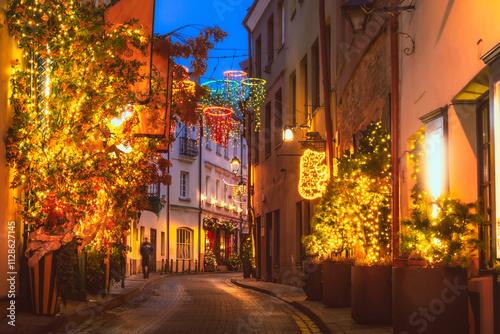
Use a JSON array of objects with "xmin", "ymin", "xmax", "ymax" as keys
[{"xmin": 341, "ymin": 0, "xmax": 415, "ymax": 35}]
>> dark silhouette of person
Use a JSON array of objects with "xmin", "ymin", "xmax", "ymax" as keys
[{"xmin": 140, "ymin": 237, "xmax": 153, "ymax": 278}]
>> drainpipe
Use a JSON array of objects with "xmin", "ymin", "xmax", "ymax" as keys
[
  {"xmin": 166, "ymin": 148, "xmax": 170, "ymax": 271},
  {"xmin": 242, "ymin": 19, "xmax": 254, "ymax": 263},
  {"xmin": 390, "ymin": 0, "xmax": 400, "ymax": 263},
  {"xmin": 198, "ymin": 119, "xmax": 203, "ymax": 271},
  {"xmin": 319, "ymin": 0, "xmax": 334, "ymax": 176}
]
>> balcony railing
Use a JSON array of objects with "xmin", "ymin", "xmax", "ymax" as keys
[{"xmin": 180, "ymin": 137, "xmax": 199, "ymax": 157}]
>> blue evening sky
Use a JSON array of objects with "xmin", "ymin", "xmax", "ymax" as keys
[{"xmin": 154, "ymin": 0, "xmax": 251, "ymax": 83}]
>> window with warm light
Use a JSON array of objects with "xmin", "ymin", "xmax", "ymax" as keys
[
  {"xmin": 161, "ymin": 232, "xmax": 165, "ymax": 255},
  {"xmin": 176, "ymin": 228, "xmax": 192, "ymax": 259},
  {"xmin": 421, "ymin": 108, "xmax": 448, "ymax": 205}
]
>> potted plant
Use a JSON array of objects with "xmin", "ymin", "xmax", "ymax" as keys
[
  {"xmin": 302, "ymin": 176, "xmax": 357, "ymax": 305},
  {"xmin": 227, "ymin": 251, "xmax": 242, "ymax": 270},
  {"xmin": 241, "ymin": 239, "xmax": 253, "ymax": 278},
  {"xmin": 393, "ymin": 193, "xmax": 481, "ymax": 334},
  {"xmin": 204, "ymin": 249, "xmax": 217, "ymax": 272},
  {"xmin": 301, "ymin": 257, "xmax": 323, "ymax": 301}
]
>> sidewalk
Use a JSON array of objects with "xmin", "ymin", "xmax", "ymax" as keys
[
  {"xmin": 0, "ymin": 272, "xmax": 167, "ymax": 334},
  {"xmin": 231, "ymin": 277, "xmax": 393, "ymax": 334}
]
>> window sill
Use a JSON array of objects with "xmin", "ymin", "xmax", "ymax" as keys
[{"xmin": 179, "ymin": 197, "xmax": 191, "ymax": 202}]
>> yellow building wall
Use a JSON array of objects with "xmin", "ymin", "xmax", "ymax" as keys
[{"xmin": 0, "ymin": 0, "xmax": 23, "ymax": 298}]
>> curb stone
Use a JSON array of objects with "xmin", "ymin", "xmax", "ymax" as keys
[{"xmin": 230, "ymin": 278, "xmax": 331, "ymax": 334}]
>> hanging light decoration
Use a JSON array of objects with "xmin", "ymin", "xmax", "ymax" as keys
[
  {"xmin": 224, "ymin": 70, "xmax": 248, "ymax": 100},
  {"xmin": 241, "ymin": 78, "xmax": 266, "ymax": 132},
  {"xmin": 203, "ymin": 106, "xmax": 234, "ymax": 148},
  {"xmin": 298, "ymin": 149, "xmax": 328, "ymax": 200},
  {"xmin": 201, "ymin": 79, "xmax": 240, "ymax": 111}
]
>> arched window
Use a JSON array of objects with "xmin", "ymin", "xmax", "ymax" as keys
[{"xmin": 177, "ymin": 228, "xmax": 192, "ymax": 259}]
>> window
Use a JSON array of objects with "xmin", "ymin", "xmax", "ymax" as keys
[
  {"xmin": 147, "ymin": 182, "xmax": 159, "ymax": 197},
  {"xmin": 478, "ymin": 99, "xmax": 492, "ymax": 266},
  {"xmin": 421, "ymin": 107, "xmax": 448, "ymax": 213},
  {"xmin": 224, "ymin": 146, "xmax": 228, "ymax": 158},
  {"xmin": 233, "ymin": 140, "xmax": 238, "ymax": 159},
  {"xmin": 300, "ymin": 55, "xmax": 308, "ymax": 122},
  {"xmin": 224, "ymin": 184, "xmax": 228, "ymax": 204},
  {"xmin": 140, "ymin": 226, "xmax": 145, "ymax": 243},
  {"xmin": 177, "ymin": 228, "xmax": 192, "ymax": 259},
  {"xmin": 275, "ymin": 88, "xmax": 283, "ymax": 147},
  {"xmin": 216, "ymin": 179, "xmax": 220, "ymax": 201},
  {"xmin": 216, "ymin": 144, "xmax": 221, "ymax": 155},
  {"xmin": 161, "ymin": 232, "xmax": 165, "ymax": 255},
  {"xmin": 291, "ymin": 0, "xmax": 296, "ymax": 18},
  {"xmin": 242, "ymin": 144, "xmax": 247, "ymax": 167},
  {"xmin": 425, "ymin": 117, "xmax": 447, "ymax": 199},
  {"xmin": 205, "ymin": 175, "xmax": 210, "ymax": 199},
  {"xmin": 254, "ymin": 128, "xmax": 260, "ymax": 164},
  {"xmin": 290, "ymin": 72, "xmax": 297, "ymax": 126},
  {"xmin": 180, "ymin": 171, "xmax": 189, "ymax": 199},
  {"xmin": 181, "ymin": 124, "xmax": 189, "ymax": 138},
  {"xmin": 311, "ymin": 40, "xmax": 320, "ymax": 111},
  {"xmin": 205, "ymin": 126, "xmax": 212, "ymax": 149},
  {"xmin": 265, "ymin": 102, "xmax": 272, "ymax": 156},
  {"xmin": 278, "ymin": 1, "xmax": 285, "ymax": 48},
  {"xmin": 255, "ymin": 35, "xmax": 262, "ymax": 78},
  {"xmin": 267, "ymin": 15, "xmax": 274, "ymax": 65}
]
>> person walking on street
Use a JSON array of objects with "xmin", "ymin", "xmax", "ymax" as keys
[{"xmin": 140, "ymin": 237, "xmax": 153, "ymax": 278}]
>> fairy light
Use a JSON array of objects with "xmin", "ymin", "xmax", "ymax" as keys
[
  {"xmin": 241, "ymin": 78, "xmax": 266, "ymax": 132},
  {"xmin": 298, "ymin": 149, "xmax": 328, "ymax": 200},
  {"xmin": 302, "ymin": 121, "xmax": 392, "ymax": 264},
  {"xmin": 5, "ymin": 0, "xmax": 176, "ymax": 259}
]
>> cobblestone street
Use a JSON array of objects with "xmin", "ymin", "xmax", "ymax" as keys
[{"xmin": 65, "ymin": 273, "xmax": 320, "ymax": 334}]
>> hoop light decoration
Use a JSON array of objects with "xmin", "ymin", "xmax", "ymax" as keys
[
  {"xmin": 203, "ymin": 106, "xmax": 234, "ymax": 148},
  {"xmin": 201, "ymin": 79, "xmax": 240, "ymax": 111},
  {"xmin": 241, "ymin": 78, "xmax": 266, "ymax": 132},
  {"xmin": 224, "ymin": 70, "xmax": 248, "ymax": 100},
  {"xmin": 298, "ymin": 149, "xmax": 329, "ymax": 200}
]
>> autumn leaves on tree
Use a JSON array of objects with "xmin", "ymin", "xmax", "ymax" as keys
[{"xmin": 5, "ymin": 0, "xmax": 226, "ymax": 265}]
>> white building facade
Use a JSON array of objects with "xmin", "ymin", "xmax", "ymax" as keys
[{"xmin": 125, "ymin": 119, "xmax": 248, "ymax": 274}]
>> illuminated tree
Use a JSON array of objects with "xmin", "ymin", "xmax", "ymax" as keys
[
  {"xmin": 5, "ymin": 0, "xmax": 225, "ymax": 266},
  {"xmin": 303, "ymin": 121, "xmax": 392, "ymax": 264}
]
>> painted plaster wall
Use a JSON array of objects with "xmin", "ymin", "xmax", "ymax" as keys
[
  {"xmin": 248, "ymin": 0, "xmax": 337, "ymax": 282},
  {"xmin": 399, "ymin": 0, "xmax": 500, "ymax": 151}
]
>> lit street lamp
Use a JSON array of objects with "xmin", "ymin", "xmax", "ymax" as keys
[{"xmin": 230, "ymin": 157, "xmax": 241, "ymax": 175}]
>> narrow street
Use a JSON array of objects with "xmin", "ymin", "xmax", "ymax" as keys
[{"xmin": 65, "ymin": 273, "xmax": 320, "ymax": 334}]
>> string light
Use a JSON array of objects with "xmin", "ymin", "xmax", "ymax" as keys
[{"xmin": 298, "ymin": 149, "xmax": 328, "ymax": 200}]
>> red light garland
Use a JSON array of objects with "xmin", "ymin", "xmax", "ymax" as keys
[{"xmin": 203, "ymin": 106, "xmax": 234, "ymax": 148}]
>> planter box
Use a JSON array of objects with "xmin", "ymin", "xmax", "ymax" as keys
[
  {"xmin": 393, "ymin": 267, "xmax": 468, "ymax": 334},
  {"xmin": 29, "ymin": 252, "xmax": 58, "ymax": 315},
  {"xmin": 322, "ymin": 262, "xmax": 351, "ymax": 307},
  {"xmin": 351, "ymin": 265, "xmax": 392, "ymax": 324},
  {"xmin": 302, "ymin": 262, "xmax": 322, "ymax": 301}
]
